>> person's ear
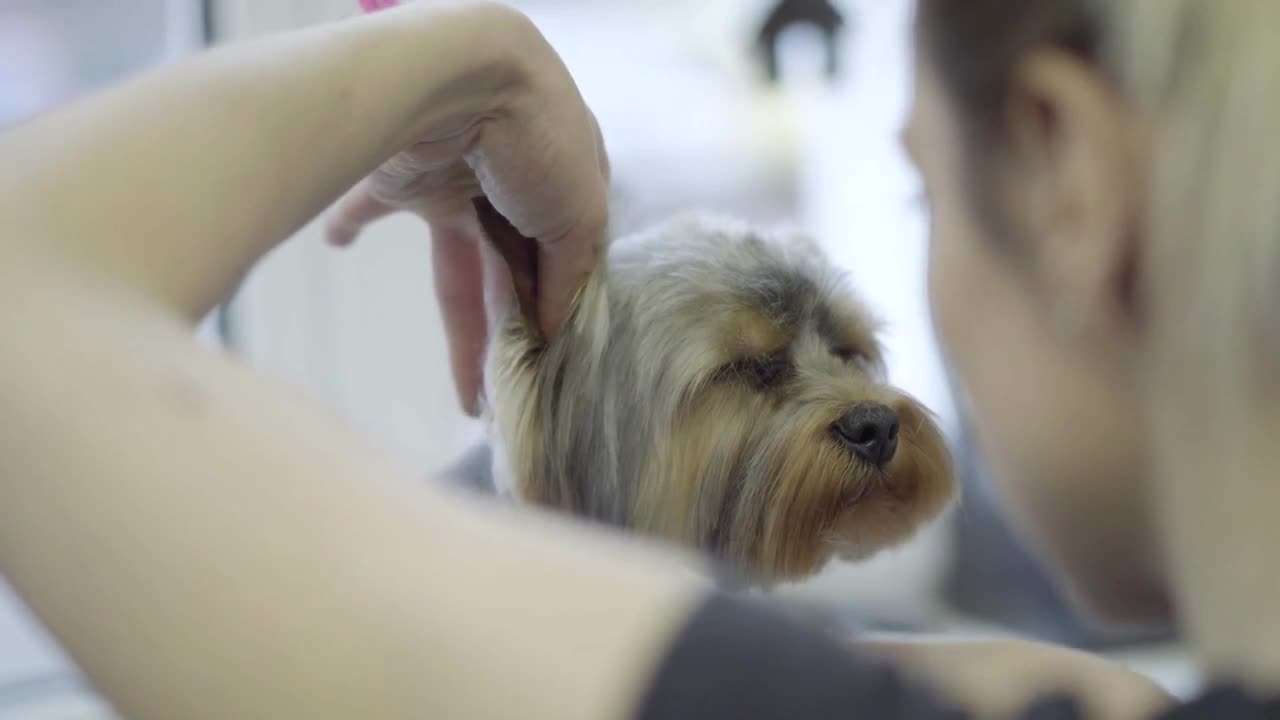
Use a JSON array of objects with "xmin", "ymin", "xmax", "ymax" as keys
[
  {"xmin": 472, "ymin": 196, "xmax": 545, "ymax": 346},
  {"xmin": 1001, "ymin": 49, "xmax": 1149, "ymax": 341}
]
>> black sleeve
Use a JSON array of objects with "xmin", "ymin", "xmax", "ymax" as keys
[
  {"xmin": 632, "ymin": 593, "xmax": 969, "ymax": 720},
  {"xmin": 632, "ymin": 592, "xmax": 1280, "ymax": 720},
  {"xmin": 1156, "ymin": 687, "xmax": 1280, "ymax": 719}
]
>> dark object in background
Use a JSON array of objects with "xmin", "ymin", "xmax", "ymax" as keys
[
  {"xmin": 943, "ymin": 411, "xmax": 1175, "ymax": 650},
  {"xmin": 755, "ymin": 0, "xmax": 847, "ymax": 83}
]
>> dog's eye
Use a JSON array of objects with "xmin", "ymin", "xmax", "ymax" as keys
[
  {"xmin": 715, "ymin": 354, "xmax": 792, "ymax": 390},
  {"xmin": 751, "ymin": 356, "xmax": 791, "ymax": 388},
  {"xmin": 834, "ymin": 347, "xmax": 875, "ymax": 373}
]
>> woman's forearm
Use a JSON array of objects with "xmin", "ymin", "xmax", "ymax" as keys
[
  {"xmin": 857, "ymin": 637, "xmax": 1173, "ymax": 719},
  {"xmin": 0, "ymin": 1, "xmax": 525, "ymax": 320},
  {"xmin": 0, "ymin": 262, "xmax": 702, "ymax": 719}
]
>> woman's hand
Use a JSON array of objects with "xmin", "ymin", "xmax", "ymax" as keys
[
  {"xmin": 325, "ymin": 2, "xmax": 610, "ymax": 415},
  {"xmin": 858, "ymin": 636, "xmax": 1174, "ymax": 719}
]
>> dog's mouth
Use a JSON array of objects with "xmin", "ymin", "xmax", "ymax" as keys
[{"xmin": 839, "ymin": 475, "xmax": 880, "ymax": 509}]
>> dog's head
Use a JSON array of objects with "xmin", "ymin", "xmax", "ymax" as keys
[{"xmin": 481, "ymin": 207, "xmax": 955, "ymax": 584}]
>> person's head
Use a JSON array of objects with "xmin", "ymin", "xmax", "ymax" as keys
[{"xmin": 908, "ymin": 0, "xmax": 1280, "ymax": 626}]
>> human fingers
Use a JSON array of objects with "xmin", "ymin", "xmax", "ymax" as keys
[
  {"xmin": 430, "ymin": 222, "xmax": 488, "ymax": 416},
  {"xmin": 325, "ymin": 178, "xmax": 398, "ymax": 248}
]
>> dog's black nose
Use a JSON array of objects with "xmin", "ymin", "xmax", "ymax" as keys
[{"xmin": 834, "ymin": 403, "xmax": 899, "ymax": 466}]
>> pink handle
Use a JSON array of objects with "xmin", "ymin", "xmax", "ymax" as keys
[{"xmin": 358, "ymin": 0, "xmax": 399, "ymax": 13}]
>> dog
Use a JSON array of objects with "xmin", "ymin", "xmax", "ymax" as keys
[{"xmin": 448, "ymin": 198, "xmax": 955, "ymax": 586}]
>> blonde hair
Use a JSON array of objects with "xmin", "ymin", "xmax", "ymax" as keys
[
  {"xmin": 918, "ymin": 0, "xmax": 1280, "ymax": 418},
  {"xmin": 1109, "ymin": 2, "xmax": 1280, "ymax": 415}
]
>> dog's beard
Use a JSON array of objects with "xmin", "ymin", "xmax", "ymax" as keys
[
  {"xmin": 637, "ymin": 370, "xmax": 954, "ymax": 583},
  {"xmin": 481, "ymin": 213, "xmax": 956, "ymax": 585}
]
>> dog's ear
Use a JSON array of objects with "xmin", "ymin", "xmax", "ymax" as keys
[{"xmin": 472, "ymin": 196, "xmax": 544, "ymax": 344}]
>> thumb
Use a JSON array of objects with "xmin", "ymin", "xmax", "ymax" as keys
[
  {"xmin": 535, "ymin": 110, "xmax": 610, "ymax": 333},
  {"xmin": 536, "ymin": 208, "xmax": 604, "ymax": 334}
]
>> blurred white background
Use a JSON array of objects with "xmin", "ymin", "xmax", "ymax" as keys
[{"xmin": 0, "ymin": 0, "xmax": 1194, "ymax": 715}]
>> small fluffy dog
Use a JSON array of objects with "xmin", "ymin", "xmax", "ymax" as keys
[{"xmin": 451, "ymin": 199, "xmax": 955, "ymax": 585}]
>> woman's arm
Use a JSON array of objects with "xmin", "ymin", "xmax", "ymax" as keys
[
  {"xmin": 0, "ymin": 1, "xmax": 602, "ymax": 325},
  {"xmin": 0, "ymin": 2, "xmax": 484, "ymax": 319},
  {"xmin": 857, "ymin": 637, "xmax": 1174, "ymax": 719},
  {"xmin": 0, "ymin": 261, "xmax": 703, "ymax": 719},
  {"xmin": 0, "ymin": 4, "xmax": 694, "ymax": 719}
]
